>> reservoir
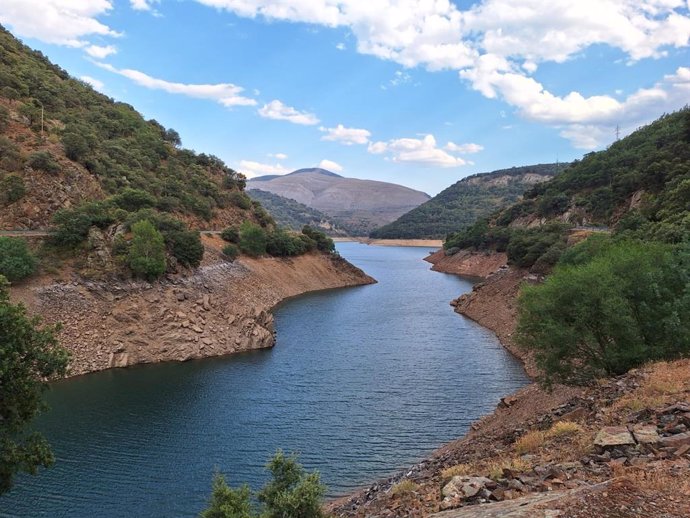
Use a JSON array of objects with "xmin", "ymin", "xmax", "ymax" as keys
[{"xmin": 1, "ymin": 243, "xmax": 528, "ymax": 517}]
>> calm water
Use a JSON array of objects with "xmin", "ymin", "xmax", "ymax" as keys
[{"xmin": 1, "ymin": 243, "xmax": 527, "ymax": 517}]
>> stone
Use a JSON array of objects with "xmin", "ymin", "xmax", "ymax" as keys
[
  {"xmin": 442, "ymin": 476, "xmax": 494, "ymax": 500},
  {"xmin": 632, "ymin": 425, "xmax": 661, "ymax": 444},
  {"xmin": 660, "ymin": 432, "xmax": 690, "ymax": 449},
  {"xmin": 675, "ymin": 444, "xmax": 690, "ymax": 457},
  {"xmin": 191, "ymin": 325, "xmax": 203, "ymax": 334},
  {"xmin": 594, "ymin": 427, "xmax": 635, "ymax": 448}
]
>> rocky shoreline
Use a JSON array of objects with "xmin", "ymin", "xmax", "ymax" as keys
[{"xmin": 10, "ymin": 241, "xmax": 374, "ymax": 378}]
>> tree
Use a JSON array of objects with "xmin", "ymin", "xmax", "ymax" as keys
[
  {"xmin": 0, "ymin": 175, "xmax": 26, "ymax": 204},
  {"xmin": 166, "ymin": 230, "xmax": 204, "ymax": 267},
  {"xmin": 198, "ymin": 451, "xmax": 326, "ymax": 518},
  {"xmin": 239, "ymin": 221, "xmax": 267, "ymax": 257},
  {"xmin": 0, "ymin": 237, "xmax": 38, "ymax": 281},
  {"xmin": 0, "ymin": 275, "xmax": 69, "ymax": 494},
  {"xmin": 128, "ymin": 220, "xmax": 166, "ymax": 280},
  {"xmin": 199, "ymin": 474, "xmax": 253, "ymax": 518},
  {"xmin": 517, "ymin": 240, "xmax": 690, "ymax": 385}
]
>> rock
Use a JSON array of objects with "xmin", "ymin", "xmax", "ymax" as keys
[
  {"xmin": 632, "ymin": 425, "xmax": 661, "ymax": 444},
  {"xmin": 202, "ymin": 294, "xmax": 211, "ymax": 311},
  {"xmin": 594, "ymin": 427, "xmax": 635, "ymax": 448},
  {"xmin": 191, "ymin": 325, "xmax": 203, "ymax": 334},
  {"xmin": 675, "ymin": 444, "xmax": 690, "ymax": 457},
  {"xmin": 660, "ymin": 432, "xmax": 690, "ymax": 449},
  {"xmin": 442, "ymin": 476, "xmax": 494, "ymax": 500},
  {"xmin": 176, "ymin": 292, "xmax": 185, "ymax": 302}
]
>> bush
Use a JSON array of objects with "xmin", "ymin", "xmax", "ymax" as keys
[
  {"xmin": 26, "ymin": 151, "xmax": 60, "ymax": 174},
  {"xmin": 228, "ymin": 191, "xmax": 252, "ymax": 210},
  {"xmin": 517, "ymin": 240, "xmax": 690, "ymax": 385},
  {"xmin": 0, "ymin": 237, "xmax": 37, "ymax": 281},
  {"xmin": 222, "ymin": 244, "xmax": 239, "ymax": 261},
  {"xmin": 239, "ymin": 221, "xmax": 267, "ymax": 257},
  {"xmin": 266, "ymin": 229, "xmax": 309, "ymax": 257},
  {"xmin": 166, "ymin": 230, "xmax": 203, "ymax": 267},
  {"xmin": 199, "ymin": 451, "xmax": 325, "ymax": 518},
  {"xmin": 112, "ymin": 188, "xmax": 156, "ymax": 212},
  {"xmin": 0, "ymin": 174, "xmax": 26, "ymax": 204},
  {"xmin": 301, "ymin": 225, "xmax": 335, "ymax": 253},
  {"xmin": 220, "ymin": 226, "xmax": 240, "ymax": 244},
  {"xmin": 0, "ymin": 106, "xmax": 9, "ymax": 133},
  {"xmin": 127, "ymin": 220, "xmax": 166, "ymax": 280},
  {"xmin": 49, "ymin": 202, "xmax": 117, "ymax": 248},
  {"xmin": 61, "ymin": 132, "xmax": 90, "ymax": 162}
]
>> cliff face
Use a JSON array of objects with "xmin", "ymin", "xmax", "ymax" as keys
[{"xmin": 9, "ymin": 238, "xmax": 374, "ymax": 377}]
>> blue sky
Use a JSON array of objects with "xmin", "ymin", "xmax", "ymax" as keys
[{"xmin": 1, "ymin": 1, "xmax": 689, "ymax": 195}]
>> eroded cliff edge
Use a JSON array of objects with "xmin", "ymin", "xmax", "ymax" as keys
[{"xmin": 9, "ymin": 237, "xmax": 374, "ymax": 377}]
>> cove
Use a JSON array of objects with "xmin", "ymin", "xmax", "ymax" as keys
[{"xmin": 0, "ymin": 243, "xmax": 528, "ymax": 517}]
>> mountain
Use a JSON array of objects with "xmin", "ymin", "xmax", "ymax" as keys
[
  {"xmin": 444, "ymin": 108, "xmax": 690, "ymax": 271},
  {"xmin": 247, "ymin": 168, "xmax": 430, "ymax": 235},
  {"xmin": 370, "ymin": 163, "xmax": 561, "ymax": 239},
  {"xmin": 246, "ymin": 189, "xmax": 351, "ymax": 236}
]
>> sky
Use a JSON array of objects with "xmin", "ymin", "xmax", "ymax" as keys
[{"xmin": 1, "ymin": 1, "xmax": 689, "ymax": 196}]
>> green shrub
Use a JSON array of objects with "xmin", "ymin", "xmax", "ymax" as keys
[
  {"xmin": 228, "ymin": 191, "xmax": 252, "ymax": 210},
  {"xmin": 26, "ymin": 151, "xmax": 60, "ymax": 174},
  {"xmin": 61, "ymin": 131, "xmax": 90, "ymax": 162},
  {"xmin": 199, "ymin": 474, "xmax": 253, "ymax": 518},
  {"xmin": 127, "ymin": 220, "xmax": 166, "ymax": 280},
  {"xmin": 49, "ymin": 202, "xmax": 117, "ymax": 248},
  {"xmin": 0, "ymin": 106, "xmax": 9, "ymax": 133},
  {"xmin": 222, "ymin": 244, "xmax": 239, "ymax": 261},
  {"xmin": 301, "ymin": 226, "xmax": 335, "ymax": 253},
  {"xmin": 220, "ymin": 226, "xmax": 240, "ymax": 244},
  {"xmin": 0, "ymin": 174, "xmax": 26, "ymax": 204},
  {"xmin": 0, "ymin": 237, "xmax": 37, "ymax": 281},
  {"xmin": 517, "ymin": 240, "xmax": 690, "ymax": 385},
  {"xmin": 239, "ymin": 221, "xmax": 267, "ymax": 257},
  {"xmin": 112, "ymin": 188, "xmax": 156, "ymax": 212},
  {"xmin": 253, "ymin": 204, "xmax": 274, "ymax": 227},
  {"xmin": 166, "ymin": 230, "xmax": 203, "ymax": 267},
  {"xmin": 266, "ymin": 229, "xmax": 309, "ymax": 257},
  {"xmin": 0, "ymin": 136, "xmax": 22, "ymax": 171}
]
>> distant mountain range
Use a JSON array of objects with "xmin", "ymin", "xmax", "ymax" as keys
[
  {"xmin": 247, "ymin": 168, "xmax": 430, "ymax": 236},
  {"xmin": 370, "ymin": 164, "xmax": 562, "ymax": 239}
]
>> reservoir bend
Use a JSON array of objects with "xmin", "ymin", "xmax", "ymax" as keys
[{"xmin": 1, "ymin": 243, "xmax": 528, "ymax": 517}]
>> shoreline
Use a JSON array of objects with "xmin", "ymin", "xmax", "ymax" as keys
[{"xmin": 10, "ymin": 238, "xmax": 375, "ymax": 378}]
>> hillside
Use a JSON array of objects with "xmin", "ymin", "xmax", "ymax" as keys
[
  {"xmin": 444, "ymin": 108, "xmax": 690, "ymax": 271},
  {"xmin": 246, "ymin": 189, "xmax": 350, "ymax": 236},
  {"xmin": 247, "ymin": 168, "xmax": 430, "ymax": 235},
  {"xmin": 0, "ymin": 25, "xmax": 262, "ymax": 235},
  {"xmin": 370, "ymin": 164, "xmax": 560, "ymax": 239}
]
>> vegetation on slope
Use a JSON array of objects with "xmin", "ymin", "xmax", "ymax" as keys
[
  {"xmin": 448, "ymin": 108, "xmax": 690, "ymax": 383},
  {"xmin": 247, "ymin": 189, "xmax": 350, "ymax": 236},
  {"xmin": 370, "ymin": 164, "xmax": 560, "ymax": 239}
]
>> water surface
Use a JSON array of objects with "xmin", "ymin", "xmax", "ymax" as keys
[{"xmin": 1, "ymin": 243, "xmax": 527, "ymax": 517}]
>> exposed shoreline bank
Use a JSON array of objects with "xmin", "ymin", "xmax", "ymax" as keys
[
  {"xmin": 333, "ymin": 237, "xmax": 443, "ymax": 248},
  {"xmin": 9, "ymin": 237, "xmax": 375, "ymax": 378}
]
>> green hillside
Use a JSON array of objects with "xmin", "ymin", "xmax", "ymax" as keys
[
  {"xmin": 445, "ymin": 108, "xmax": 690, "ymax": 272},
  {"xmin": 369, "ymin": 164, "xmax": 560, "ymax": 239},
  {"xmin": 247, "ymin": 189, "xmax": 350, "ymax": 236}
]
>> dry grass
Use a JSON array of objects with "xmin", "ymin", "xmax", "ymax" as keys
[
  {"xmin": 390, "ymin": 479, "xmax": 419, "ymax": 496},
  {"xmin": 547, "ymin": 420, "xmax": 583, "ymax": 438},
  {"xmin": 613, "ymin": 464, "xmax": 690, "ymax": 496},
  {"xmin": 611, "ymin": 360, "xmax": 690, "ymax": 414},
  {"xmin": 514, "ymin": 430, "xmax": 546, "ymax": 454},
  {"xmin": 485, "ymin": 456, "xmax": 532, "ymax": 481},
  {"xmin": 441, "ymin": 463, "xmax": 473, "ymax": 480}
]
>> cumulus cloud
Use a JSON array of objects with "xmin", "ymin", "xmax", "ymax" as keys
[
  {"xmin": 445, "ymin": 142, "xmax": 484, "ymax": 154},
  {"xmin": 320, "ymin": 124, "xmax": 371, "ymax": 145},
  {"xmin": 368, "ymin": 134, "xmax": 468, "ymax": 168},
  {"xmin": 130, "ymin": 0, "xmax": 158, "ymax": 11},
  {"xmin": 84, "ymin": 44, "xmax": 117, "ymax": 59},
  {"xmin": 0, "ymin": 0, "xmax": 120, "ymax": 47},
  {"xmin": 96, "ymin": 63, "xmax": 257, "ymax": 107},
  {"xmin": 238, "ymin": 160, "xmax": 291, "ymax": 178},
  {"xmin": 270, "ymin": 153, "xmax": 289, "ymax": 160},
  {"xmin": 192, "ymin": 0, "xmax": 690, "ymax": 149},
  {"xmin": 80, "ymin": 75, "xmax": 104, "ymax": 91},
  {"xmin": 318, "ymin": 159, "xmax": 343, "ymax": 172},
  {"xmin": 258, "ymin": 100, "xmax": 320, "ymax": 125}
]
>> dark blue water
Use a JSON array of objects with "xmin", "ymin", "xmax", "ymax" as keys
[{"xmin": 0, "ymin": 243, "xmax": 527, "ymax": 517}]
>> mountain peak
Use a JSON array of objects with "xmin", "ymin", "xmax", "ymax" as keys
[{"xmin": 289, "ymin": 168, "xmax": 343, "ymax": 178}]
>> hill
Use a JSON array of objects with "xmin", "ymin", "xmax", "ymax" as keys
[
  {"xmin": 246, "ymin": 189, "xmax": 351, "ymax": 236},
  {"xmin": 247, "ymin": 168, "xmax": 430, "ymax": 235},
  {"xmin": 444, "ymin": 108, "xmax": 690, "ymax": 271},
  {"xmin": 369, "ymin": 164, "xmax": 560, "ymax": 239},
  {"xmin": 0, "ymin": 24, "xmax": 263, "ymax": 234}
]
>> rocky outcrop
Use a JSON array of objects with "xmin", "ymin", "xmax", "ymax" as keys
[
  {"xmin": 10, "ymin": 250, "xmax": 374, "ymax": 377},
  {"xmin": 425, "ymin": 250, "xmax": 508, "ymax": 278}
]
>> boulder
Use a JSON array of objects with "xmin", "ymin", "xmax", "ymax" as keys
[
  {"xmin": 594, "ymin": 427, "xmax": 635, "ymax": 448},
  {"xmin": 632, "ymin": 425, "xmax": 660, "ymax": 444},
  {"xmin": 442, "ymin": 476, "xmax": 494, "ymax": 500}
]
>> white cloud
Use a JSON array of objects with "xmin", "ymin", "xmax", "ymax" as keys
[
  {"xmin": 320, "ymin": 124, "xmax": 371, "ymax": 145},
  {"xmin": 0, "ymin": 0, "xmax": 120, "ymax": 47},
  {"xmin": 96, "ymin": 63, "xmax": 257, "ymax": 107},
  {"xmin": 80, "ymin": 75, "xmax": 104, "ymax": 91},
  {"xmin": 368, "ymin": 134, "xmax": 468, "ymax": 168},
  {"xmin": 318, "ymin": 159, "xmax": 343, "ymax": 172},
  {"xmin": 85, "ymin": 44, "xmax": 117, "ymax": 59},
  {"xmin": 130, "ymin": 0, "xmax": 158, "ymax": 11},
  {"xmin": 336, "ymin": 42, "xmax": 346, "ymax": 50},
  {"xmin": 238, "ymin": 160, "xmax": 291, "ymax": 178},
  {"xmin": 258, "ymin": 100, "xmax": 319, "ymax": 125},
  {"xmin": 192, "ymin": 0, "xmax": 690, "ymax": 149},
  {"xmin": 271, "ymin": 153, "xmax": 288, "ymax": 160},
  {"xmin": 445, "ymin": 142, "xmax": 484, "ymax": 154}
]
